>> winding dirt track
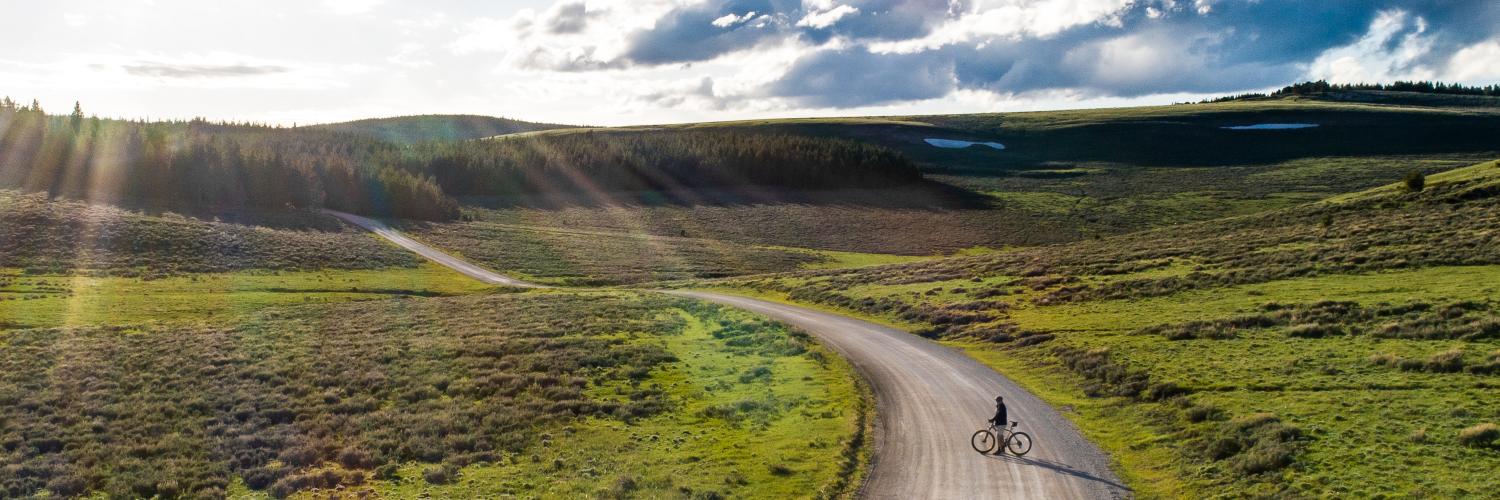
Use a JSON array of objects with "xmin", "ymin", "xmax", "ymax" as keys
[{"xmin": 328, "ymin": 210, "xmax": 1130, "ymax": 499}]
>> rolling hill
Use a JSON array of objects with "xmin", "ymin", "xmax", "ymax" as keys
[
  {"xmin": 0, "ymin": 190, "xmax": 418, "ymax": 276},
  {"xmin": 5, "ymin": 85, "xmax": 1500, "ymax": 498}
]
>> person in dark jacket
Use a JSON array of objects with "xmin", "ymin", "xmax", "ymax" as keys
[{"xmin": 987, "ymin": 395, "xmax": 1009, "ymax": 455}]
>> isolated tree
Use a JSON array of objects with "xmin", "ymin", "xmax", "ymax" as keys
[
  {"xmin": 69, "ymin": 101, "xmax": 84, "ymax": 132},
  {"xmin": 1403, "ymin": 171, "xmax": 1426, "ymax": 193}
]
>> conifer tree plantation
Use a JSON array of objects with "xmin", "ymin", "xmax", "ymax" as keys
[{"xmin": 7, "ymin": 1, "xmax": 1500, "ymax": 498}]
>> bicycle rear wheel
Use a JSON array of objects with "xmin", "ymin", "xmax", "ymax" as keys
[
  {"xmin": 1007, "ymin": 431, "xmax": 1032, "ymax": 456},
  {"xmin": 971, "ymin": 429, "xmax": 997, "ymax": 453}
]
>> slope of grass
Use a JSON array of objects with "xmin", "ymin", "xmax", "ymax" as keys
[
  {"xmin": 324, "ymin": 100, "xmax": 1500, "ymax": 266},
  {"xmin": 693, "ymin": 159, "xmax": 1500, "ymax": 497},
  {"xmin": 0, "ymin": 291, "xmax": 866, "ymax": 499},
  {"xmin": 0, "ymin": 263, "xmax": 493, "ymax": 330},
  {"xmin": 394, "ymin": 219, "xmax": 827, "ymax": 285},
  {"xmin": 444, "ymin": 188, "xmax": 1077, "ymax": 257},
  {"xmin": 0, "ymin": 191, "xmax": 418, "ymax": 276}
]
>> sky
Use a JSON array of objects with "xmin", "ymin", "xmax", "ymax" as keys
[{"xmin": 4, "ymin": 0, "xmax": 1499, "ymax": 126}]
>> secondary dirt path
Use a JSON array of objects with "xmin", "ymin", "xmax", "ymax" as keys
[
  {"xmin": 330, "ymin": 210, "xmax": 1130, "ymax": 499},
  {"xmin": 324, "ymin": 210, "xmax": 539, "ymax": 288}
]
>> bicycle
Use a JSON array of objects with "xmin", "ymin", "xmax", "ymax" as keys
[{"xmin": 971, "ymin": 421, "xmax": 1032, "ymax": 456}]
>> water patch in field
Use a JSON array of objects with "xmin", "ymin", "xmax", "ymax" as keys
[
  {"xmin": 925, "ymin": 138, "xmax": 1006, "ymax": 150},
  {"xmin": 1221, "ymin": 123, "xmax": 1320, "ymax": 130}
]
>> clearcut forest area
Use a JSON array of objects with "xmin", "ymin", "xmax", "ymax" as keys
[{"xmin": 2, "ymin": 83, "xmax": 1500, "ymax": 498}]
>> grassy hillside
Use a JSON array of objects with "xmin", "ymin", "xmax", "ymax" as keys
[
  {"xmin": 445, "ymin": 192, "xmax": 1044, "ymax": 256},
  {"xmin": 529, "ymin": 98, "xmax": 1500, "ymax": 172},
  {"xmin": 473, "ymin": 98, "xmax": 1496, "ymax": 255},
  {"xmin": 693, "ymin": 159, "xmax": 1500, "ymax": 497},
  {"xmin": 0, "ymin": 191, "xmax": 418, "ymax": 276},
  {"xmin": 309, "ymin": 114, "xmax": 571, "ymax": 143},
  {"xmin": 0, "ymin": 287, "xmax": 866, "ymax": 498},
  {"xmin": 0, "ymin": 186, "xmax": 869, "ymax": 497}
]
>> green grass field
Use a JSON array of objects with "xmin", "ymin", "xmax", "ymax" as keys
[
  {"xmin": 367, "ymin": 301, "xmax": 867, "ymax": 499},
  {"xmin": 7, "ymin": 95, "xmax": 1500, "ymax": 499},
  {"xmin": 695, "ymin": 159, "xmax": 1500, "ymax": 497},
  {"xmin": 0, "ymin": 287, "xmax": 867, "ymax": 499}
]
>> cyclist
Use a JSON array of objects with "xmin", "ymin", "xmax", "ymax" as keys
[{"xmin": 986, "ymin": 395, "xmax": 1008, "ymax": 455}]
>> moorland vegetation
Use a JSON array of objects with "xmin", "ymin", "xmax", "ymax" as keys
[
  {"xmin": 696, "ymin": 159, "xmax": 1500, "ymax": 496},
  {"xmin": 0, "ymin": 190, "xmax": 417, "ymax": 275},
  {"xmin": 0, "ymin": 291, "xmax": 866, "ymax": 498}
]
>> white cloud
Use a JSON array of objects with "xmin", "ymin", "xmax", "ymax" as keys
[
  {"xmin": 868, "ymin": 0, "xmax": 1132, "ymax": 55},
  {"xmin": 795, "ymin": 5, "xmax": 857, "ymax": 29},
  {"xmin": 712, "ymin": 11, "xmax": 756, "ymax": 28},
  {"xmin": 1306, "ymin": 10, "xmax": 1438, "ymax": 83},
  {"xmin": 450, "ymin": 0, "xmax": 677, "ymax": 72},
  {"xmin": 1445, "ymin": 40, "xmax": 1500, "ymax": 83}
]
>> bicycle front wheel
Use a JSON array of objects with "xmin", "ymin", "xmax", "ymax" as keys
[
  {"xmin": 971, "ymin": 429, "xmax": 997, "ymax": 453},
  {"xmin": 1007, "ymin": 431, "xmax": 1032, "ymax": 456}
]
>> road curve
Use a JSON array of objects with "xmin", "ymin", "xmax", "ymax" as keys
[
  {"xmin": 671, "ymin": 291, "xmax": 1128, "ymax": 500},
  {"xmin": 330, "ymin": 209, "xmax": 1129, "ymax": 499}
]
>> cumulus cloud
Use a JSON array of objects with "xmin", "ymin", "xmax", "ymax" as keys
[
  {"xmin": 755, "ymin": 0, "xmax": 1500, "ymax": 107},
  {"xmin": 796, "ymin": 5, "xmax": 858, "ymax": 29},
  {"xmin": 449, "ymin": 0, "xmax": 1500, "ymax": 111},
  {"xmin": 1446, "ymin": 41, "xmax": 1500, "ymax": 82},
  {"xmin": 713, "ymin": 11, "xmax": 758, "ymax": 28},
  {"xmin": 544, "ymin": 2, "xmax": 596, "ymax": 34}
]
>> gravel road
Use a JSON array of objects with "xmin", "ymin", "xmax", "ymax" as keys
[{"xmin": 331, "ymin": 210, "xmax": 1129, "ymax": 499}]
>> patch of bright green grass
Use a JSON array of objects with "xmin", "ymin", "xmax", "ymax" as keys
[
  {"xmin": 371, "ymin": 302, "xmax": 868, "ymax": 499},
  {"xmin": 702, "ymin": 264, "xmax": 1500, "ymax": 496},
  {"xmin": 1009, "ymin": 265, "xmax": 1500, "ymax": 333},
  {"xmin": 1329, "ymin": 158, "xmax": 1500, "ymax": 204},
  {"xmin": 0, "ymin": 262, "xmax": 495, "ymax": 329},
  {"xmin": 996, "ymin": 265, "xmax": 1500, "ymax": 496}
]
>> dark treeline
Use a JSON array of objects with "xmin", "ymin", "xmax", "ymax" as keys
[
  {"xmin": 401, "ymin": 130, "xmax": 922, "ymax": 197},
  {"xmin": 1, "ymin": 99, "xmax": 924, "ymax": 220},
  {"xmin": 1199, "ymin": 80, "xmax": 1500, "ymax": 103},
  {"xmin": 1272, "ymin": 80, "xmax": 1500, "ymax": 97},
  {"xmin": 0, "ymin": 98, "xmax": 458, "ymax": 220}
]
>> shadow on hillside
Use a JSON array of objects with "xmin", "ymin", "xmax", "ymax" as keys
[
  {"xmin": 924, "ymin": 113, "xmax": 1500, "ymax": 172},
  {"xmin": 456, "ymin": 179, "xmax": 994, "ymax": 211}
]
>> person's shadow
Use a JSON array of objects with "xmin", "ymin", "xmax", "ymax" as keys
[{"xmin": 982, "ymin": 453, "xmax": 1133, "ymax": 492}]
